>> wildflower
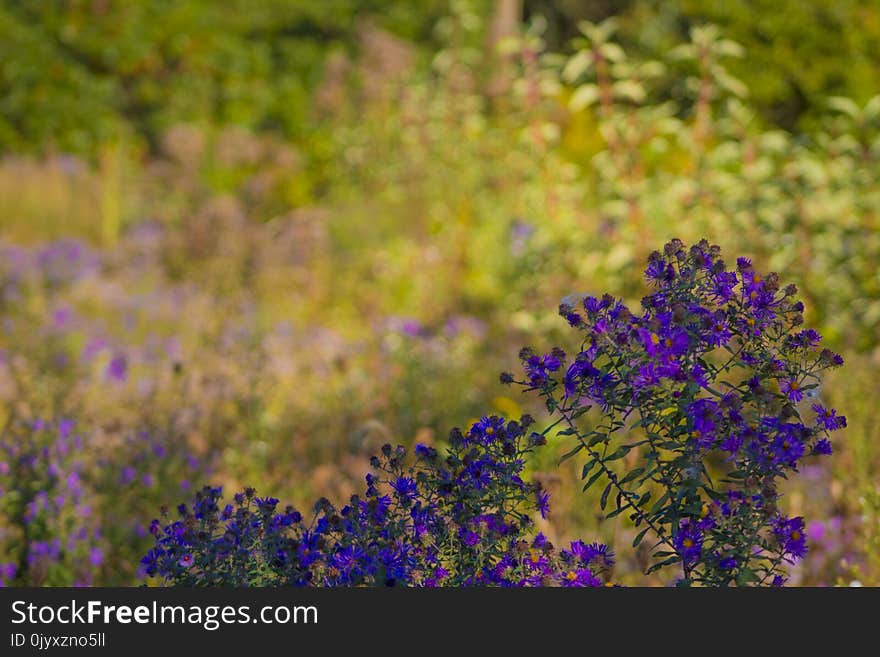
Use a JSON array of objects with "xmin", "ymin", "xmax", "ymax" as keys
[
  {"xmin": 771, "ymin": 431, "xmax": 805, "ymax": 468},
  {"xmin": 536, "ymin": 489, "xmax": 550, "ymax": 519},
  {"xmin": 459, "ymin": 529, "xmax": 480, "ymax": 547},
  {"xmin": 89, "ymin": 547, "xmax": 104, "ymax": 567},
  {"xmin": 811, "ymin": 404, "xmax": 846, "ymax": 431},
  {"xmin": 718, "ymin": 556, "xmax": 737, "ymax": 570},
  {"xmin": 645, "ymin": 254, "xmax": 674, "ymax": 286},
  {"xmin": 674, "ymin": 520, "xmax": 703, "ymax": 565},
  {"xmin": 811, "ymin": 438, "xmax": 832, "ymax": 456},
  {"xmin": 569, "ymin": 541, "xmax": 614, "ymax": 569},
  {"xmin": 106, "ymin": 355, "xmax": 128, "ymax": 382},
  {"xmin": 120, "ymin": 466, "xmax": 136, "ymax": 484},
  {"xmin": 633, "ymin": 363, "xmax": 661, "ymax": 391},
  {"xmin": 255, "ymin": 497, "xmax": 279, "ymax": 512},
  {"xmin": 773, "ymin": 516, "xmax": 807, "ymax": 560},
  {"xmin": 559, "ymin": 568, "xmax": 601, "ymax": 587},
  {"xmin": 392, "ymin": 477, "xmax": 418, "ymax": 501},
  {"xmin": 469, "ymin": 416, "xmax": 506, "ymax": 444},
  {"xmin": 523, "ymin": 349, "xmax": 565, "ymax": 386},
  {"xmin": 706, "ymin": 315, "xmax": 732, "ymax": 346},
  {"xmin": 780, "ymin": 378, "xmax": 804, "ymax": 403},
  {"xmin": 0, "ymin": 563, "xmax": 17, "ymax": 584}
]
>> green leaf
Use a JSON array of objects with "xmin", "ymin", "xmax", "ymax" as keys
[
  {"xmin": 649, "ymin": 492, "xmax": 668, "ymax": 513},
  {"xmin": 581, "ymin": 459, "xmax": 598, "ymax": 480},
  {"xmin": 646, "ymin": 555, "xmax": 680, "ymax": 574},
  {"xmin": 620, "ymin": 467, "xmax": 645, "ymax": 485},
  {"xmin": 605, "ymin": 445, "xmax": 631, "ymax": 461},
  {"xmin": 559, "ymin": 443, "xmax": 585, "ymax": 462},
  {"xmin": 569, "ymin": 84, "xmax": 600, "ymax": 112},
  {"xmin": 562, "ymin": 51, "xmax": 592, "ymax": 83},
  {"xmin": 583, "ymin": 468, "xmax": 604, "ymax": 491},
  {"xmin": 600, "ymin": 482, "xmax": 613, "ymax": 510},
  {"xmin": 828, "ymin": 96, "xmax": 861, "ymax": 119},
  {"xmin": 736, "ymin": 569, "xmax": 759, "ymax": 586},
  {"xmin": 632, "ymin": 527, "xmax": 650, "ymax": 548}
]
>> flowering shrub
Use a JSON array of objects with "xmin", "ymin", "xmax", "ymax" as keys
[
  {"xmin": 144, "ymin": 239, "xmax": 844, "ymax": 587},
  {"xmin": 506, "ymin": 238, "xmax": 846, "ymax": 586},
  {"xmin": 142, "ymin": 415, "xmax": 613, "ymax": 587}
]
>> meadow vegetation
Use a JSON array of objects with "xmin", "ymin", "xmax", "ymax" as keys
[{"xmin": 0, "ymin": 1, "xmax": 878, "ymax": 586}]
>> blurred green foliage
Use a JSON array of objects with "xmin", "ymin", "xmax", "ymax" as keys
[
  {"xmin": 0, "ymin": 0, "xmax": 456, "ymax": 154},
  {"xmin": 4, "ymin": 0, "xmax": 880, "ymax": 156},
  {"xmin": 621, "ymin": 0, "xmax": 880, "ymax": 130},
  {"xmin": 530, "ymin": 0, "xmax": 880, "ymax": 130}
]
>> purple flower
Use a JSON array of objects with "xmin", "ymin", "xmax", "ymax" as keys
[
  {"xmin": 811, "ymin": 404, "xmax": 846, "ymax": 431},
  {"xmin": 0, "ymin": 562, "xmax": 17, "ymax": 584},
  {"xmin": 633, "ymin": 363, "xmax": 661, "ymax": 390},
  {"xmin": 106, "ymin": 355, "xmax": 128, "ymax": 382},
  {"xmin": 524, "ymin": 349, "xmax": 565, "ymax": 387},
  {"xmin": 58, "ymin": 419, "xmax": 75, "ymax": 438},
  {"xmin": 559, "ymin": 568, "xmax": 602, "ymax": 587},
  {"xmin": 569, "ymin": 541, "xmax": 614, "ymax": 569},
  {"xmin": 469, "ymin": 416, "xmax": 506, "ymax": 444},
  {"xmin": 718, "ymin": 556, "xmax": 737, "ymax": 570},
  {"xmin": 392, "ymin": 477, "xmax": 418, "ymax": 501},
  {"xmin": 674, "ymin": 519, "xmax": 703, "ymax": 564},
  {"xmin": 709, "ymin": 270, "xmax": 737, "ymax": 303},
  {"xmin": 688, "ymin": 399, "xmax": 721, "ymax": 448},
  {"xmin": 811, "ymin": 438, "xmax": 832, "ymax": 456},
  {"xmin": 52, "ymin": 307, "xmax": 73, "ymax": 330},
  {"xmin": 780, "ymin": 378, "xmax": 804, "ymax": 403},
  {"xmin": 120, "ymin": 466, "xmax": 136, "ymax": 484},
  {"xmin": 806, "ymin": 520, "xmax": 825, "ymax": 544},
  {"xmin": 89, "ymin": 547, "xmax": 104, "ymax": 567},
  {"xmin": 645, "ymin": 253, "xmax": 674, "ymax": 286},
  {"xmin": 773, "ymin": 516, "xmax": 807, "ymax": 560},
  {"xmin": 706, "ymin": 315, "xmax": 732, "ymax": 346},
  {"xmin": 460, "ymin": 529, "xmax": 480, "ymax": 547},
  {"xmin": 690, "ymin": 364, "xmax": 709, "ymax": 388},
  {"xmin": 255, "ymin": 497, "xmax": 280, "ymax": 512},
  {"xmin": 771, "ymin": 432, "xmax": 804, "ymax": 467},
  {"xmin": 564, "ymin": 358, "xmax": 598, "ymax": 398},
  {"xmin": 536, "ymin": 489, "xmax": 550, "ymax": 519}
]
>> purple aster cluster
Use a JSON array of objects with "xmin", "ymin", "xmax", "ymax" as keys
[
  {"xmin": 0, "ymin": 240, "xmax": 100, "ymax": 298},
  {"xmin": 142, "ymin": 415, "xmax": 613, "ymax": 587},
  {"xmin": 0, "ymin": 417, "xmax": 207, "ymax": 586},
  {"xmin": 0, "ymin": 419, "xmax": 103, "ymax": 586},
  {"xmin": 506, "ymin": 239, "xmax": 845, "ymax": 586}
]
